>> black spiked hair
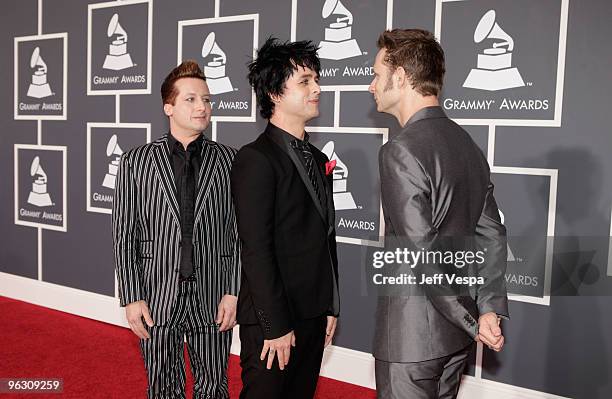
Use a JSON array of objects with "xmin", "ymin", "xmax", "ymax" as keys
[{"xmin": 248, "ymin": 37, "xmax": 320, "ymax": 119}]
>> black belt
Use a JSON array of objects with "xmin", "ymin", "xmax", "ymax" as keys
[{"xmin": 179, "ymin": 274, "xmax": 197, "ymax": 283}]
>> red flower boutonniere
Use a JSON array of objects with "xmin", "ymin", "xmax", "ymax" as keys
[{"xmin": 325, "ymin": 160, "xmax": 337, "ymax": 176}]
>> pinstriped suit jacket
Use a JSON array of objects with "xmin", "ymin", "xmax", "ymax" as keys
[{"xmin": 112, "ymin": 134, "xmax": 240, "ymax": 325}]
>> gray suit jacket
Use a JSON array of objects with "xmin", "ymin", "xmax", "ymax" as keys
[{"xmin": 373, "ymin": 106, "xmax": 509, "ymax": 363}]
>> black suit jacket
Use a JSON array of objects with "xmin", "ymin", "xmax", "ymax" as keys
[
  {"xmin": 231, "ymin": 123, "xmax": 339, "ymax": 340},
  {"xmin": 373, "ymin": 106, "xmax": 509, "ymax": 362}
]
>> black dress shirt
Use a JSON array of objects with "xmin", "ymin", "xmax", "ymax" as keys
[{"xmin": 167, "ymin": 133, "xmax": 203, "ymax": 280}]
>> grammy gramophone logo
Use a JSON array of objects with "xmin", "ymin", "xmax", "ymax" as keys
[
  {"xmin": 27, "ymin": 156, "xmax": 53, "ymax": 207},
  {"xmin": 27, "ymin": 47, "xmax": 53, "ymax": 99},
  {"xmin": 321, "ymin": 141, "xmax": 357, "ymax": 210},
  {"xmin": 201, "ymin": 32, "xmax": 233, "ymax": 95},
  {"xmin": 463, "ymin": 10, "xmax": 525, "ymax": 91},
  {"xmin": 498, "ymin": 209, "xmax": 517, "ymax": 262},
  {"xmin": 102, "ymin": 134, "xmax": 123, "ymax": 189},
  {"xmin": 318, "ymin": 0, "xmax": 362, "ymax": 60},
  {"xmin": 103, "ymin": 13, "xmax": 134, "ymax": 70}
]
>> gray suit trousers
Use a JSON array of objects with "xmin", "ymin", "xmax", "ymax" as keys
[{"xmin": 375, "ymin": 344, "xmax": 472, "ymax": 399}]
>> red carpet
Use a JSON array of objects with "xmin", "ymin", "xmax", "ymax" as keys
[{"xmin": 0, "ymin": 296, "xmax": 376, "ymax": 398}]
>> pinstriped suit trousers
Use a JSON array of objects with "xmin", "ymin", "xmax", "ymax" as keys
[{"xmin": 140, "ymin": 280, "xmax": 232, "ymax": 399}]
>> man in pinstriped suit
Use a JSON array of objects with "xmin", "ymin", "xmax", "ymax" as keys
[{"xmin": 112, "ymin": 60, "xmax": 240, "ymax": 399}]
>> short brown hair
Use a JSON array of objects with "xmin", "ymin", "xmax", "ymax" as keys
[
  {"xmin": 161, "ymin": 60, "xmax": 206, "ymax": 105},
  {"xmin": 376, "ymin": 29, "xmax": 445, "ymax": 96}
]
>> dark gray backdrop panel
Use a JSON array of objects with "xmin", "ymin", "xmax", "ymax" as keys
[
  {"xmin": 1, "ymin": 1, "xmax": 611, "ymax": 398},
  {"xmin": 477, "ymin": 0, "xmax": 612, "ymax": 396},
  {"xmin": 36, "ymin": 0, "xmax": 116, "ymax": 294},
  {"xmin": 0, "ymin": 1, "xmax": 39, "ymax": 279}
]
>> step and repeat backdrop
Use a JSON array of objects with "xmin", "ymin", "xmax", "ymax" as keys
[{"xmin": 1, "ymin": 1, "xmax": 611, "ymax": 398}]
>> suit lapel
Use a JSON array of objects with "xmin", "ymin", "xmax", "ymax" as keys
[
  {"xmin": 193, "ymin": 140, "xmax": 219, "ymax": 226},
  {"xmin": 151, "ymin": 137, "xmax": 180, "ymax": 225},
  {"xmin": 317, "ymin": 157, "xmax": 335, "ymax": 235},
  {"xmin": 267, "ymin": 129, "xmax": 327, "ymax": 223}
]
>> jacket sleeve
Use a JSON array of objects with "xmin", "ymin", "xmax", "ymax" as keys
[
  {"xmin": 475, "ymin": 181, "xmax": 509, "ymax": 319},
  {"xmin": 225, "ymin": 177, "xmax": 241, "ymax": 297},
  {"xmin": 112, "ymin": 153, "xmax": 143, "ymax": 307},
  {"xmin": 231, "ymin": 147, "xmax": 292, "ymax": 339},
  {"xmin": 325, "ymin": 163, "xmax": 340, "ymax": 317},
  {"xmin": 379, "ymin": 141, "xmax": 480, "ymax": 339}
]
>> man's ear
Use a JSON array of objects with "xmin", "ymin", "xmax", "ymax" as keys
[
  {"xmin": 163, "ymin": 103, "xmax": 173, "ymax": 117},
  {"xmin": 395, "ymin": 66, "xmax": 408, "ymax": 88},
  {"xmin": 269, "ymin": 92, "xmax": 282, "ymax": 104}
]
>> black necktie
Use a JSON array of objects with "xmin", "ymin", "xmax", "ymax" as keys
[
  {"xmin": 179, "ymin": 147, "xmax": 197, "ymax": 279},
  {"xmin": 291, "ymin": 137, "xmax": 323, "ymax": 208}
]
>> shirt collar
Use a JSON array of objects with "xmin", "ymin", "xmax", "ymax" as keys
[
  {"xmin": 167, "ymin": 132, "xmax": 204, "ymax": 154},
  {"xmin": 405, "ymin": 105, "xmax": 447, "ymax": 126},
  {"xmin": 266, "ymin": 122, "xmax": 308, "ymax": 147}
]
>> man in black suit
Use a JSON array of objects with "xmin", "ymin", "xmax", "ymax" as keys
[
  {"xmin": 231, "ymin": 38, "xmax": 339, "ymax": 399},
  {"xmin": 368, "ymin": 29, "xmax": 509, "ymax": 398}
]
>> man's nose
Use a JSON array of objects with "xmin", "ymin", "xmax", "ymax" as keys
[
  {"xmin": 195, "ymin": 98, "xmax": 207, "ymax": 110},
  {"xmin": 313, "ymin": 81, "xmax": 321, "ymax": 94}
]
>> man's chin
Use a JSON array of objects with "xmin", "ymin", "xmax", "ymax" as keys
[
  {"xmin": 194, "ymin": 122, "xmax": 209, "ymax": 131},
  {"xmin": 376, "ymin": 103, "xmax": 390, "ymax": 114},
  {"xmin": 305, "ymin": 110, "xmax": 319, "ymax": 121}
]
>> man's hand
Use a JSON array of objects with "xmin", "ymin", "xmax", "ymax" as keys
[
  {"xmin": 476, "ymin": 312, "xmax": 504, "ymax": 352},
  {"xmin": 260, "ymin": 330, "xmax": 296, "ymax": 371},
  {"xmin": 216, "ymin": 294, "xmax": 238, "ymax": 332},
  {"xmin": 125, "ymin": 300, "xmax": 154, "ymax": 340},
  {"xmin": 324, "ymin": 316, "xmax": 337, "ymax": 347}
]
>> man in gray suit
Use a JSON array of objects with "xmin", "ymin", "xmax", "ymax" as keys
[{"xmin": 368, "ymin": 29, "xmax": 509, "ymax": 398}]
